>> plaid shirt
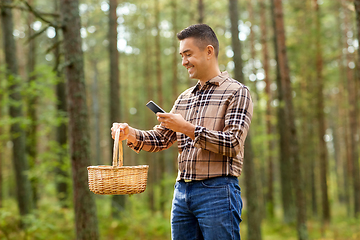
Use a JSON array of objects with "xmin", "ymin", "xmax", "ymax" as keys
[{"xmin": 128, "ymin": 71, "xmax": 253, "ymax": 181}]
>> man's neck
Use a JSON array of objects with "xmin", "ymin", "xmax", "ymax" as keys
[{"xmin": 199, "ymin": 68, "xmax": 221, "ymax": 87}]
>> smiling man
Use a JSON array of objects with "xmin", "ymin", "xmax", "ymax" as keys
[{"xmin": 111, "ymin": 24, "xmax": 253, "ymax": 240}]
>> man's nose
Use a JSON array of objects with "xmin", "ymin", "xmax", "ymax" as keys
[{"xmin": 182, "ymin": 57, "xmax": 188, "ymax": 66}]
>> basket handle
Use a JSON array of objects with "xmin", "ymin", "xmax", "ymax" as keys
[{"xmin": 112, "ymin": 129, "xmax": 123, "ymax": 167}]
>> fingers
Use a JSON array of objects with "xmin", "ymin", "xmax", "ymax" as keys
[
  {"xmin": 157, "ymin": 115, "xmax": 167, "ymax": 127},
  {"xmin": 157, "ymin": 116, "xmax": 163, "ymax": 122},
  {"xmin": 159, "ymin": 121, "xmax": 166, "ymax": 128},
  {"xmin": 156, "ymin": 113, "xmax": 170, "ymax": 122},
  {"xmin": 111, "ymin": 123, "xmax": 119, "ymax": 139},
  {"xmin": 156, "ymin": 112, "xmax": 170, "ymax": 117},
  {"xmin": 157, "ymin": 113, "xmax": 174, "ymax": 129},
  {"xmin": 111, "ymin": 123, "xmax": 129, "ymax": 140}
]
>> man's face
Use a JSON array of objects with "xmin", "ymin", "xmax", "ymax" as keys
[{"xmin": 179, "ymin": 37, "xmax": 208, "ymax": 81}]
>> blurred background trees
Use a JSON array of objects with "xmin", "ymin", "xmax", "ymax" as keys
[{"xmin": 0, "ymin": 0, "xmax": 359, "ymax": 239}]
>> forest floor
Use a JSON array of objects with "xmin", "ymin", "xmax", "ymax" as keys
[
  {"xmin": 240, "ymin": 202, "xmax": 360, "ymax": 240},
  {"xmin": 102, "ymin": 197, "xmax": 360, "ymax": 240},
  {"xmin": 256, "ymin": 217, "xmax": 360, "ymax": 240},
  {"xmin": 0, "ymin": 196, "xmax": 359, "ymax": 239},
  {"xmin": 105, "ymin": 199, "xmax": 360, "ymax": 240}
]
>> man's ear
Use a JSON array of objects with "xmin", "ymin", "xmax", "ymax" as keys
[{"xmin": 206, "ymin": 45, "xmax": 215, "ymax": 59}]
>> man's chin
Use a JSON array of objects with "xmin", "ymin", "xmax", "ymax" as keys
[{"xmin": 188, "ymin": 73, "xmax": 197, "ymax": 79}]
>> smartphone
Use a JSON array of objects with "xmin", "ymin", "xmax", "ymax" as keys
[{"xmin": 146, "ymin": 100, "xmax": 166, "ymax": 114}]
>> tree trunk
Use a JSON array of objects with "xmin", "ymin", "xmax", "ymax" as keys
[
  {"xmin": 270, "ymin": 0, "xmax": 295, "ymax": 224},
  {"xmin": 247, "ymin": 0, "xmax": 266, "ymax": 220},
  {"xmin": 172, "ymin": 0, "xmax": 179, "ymax": 174},
  {"xmin": 53, "ymin": 0, "xmax": 69, "ymax": 208},
  {"xmin": 355, "ymin": 0, "xmax": 360, "ymax": 79},
  {"xmin": 26, "ymin": 0, "xmax": 39, "ymax": 209},
  {"xmin": 313, "ymin": 0, "xmax": 331, "ymax": 223},
  {"xmin": 272, "ymin": 0, "xmax": 308, "ymax": 238},
  {"xmin": 91, "ymin": 59, "xmax": 101, "ymax": 166},
  {"xmin": 154, "ymin": 0, "xmax": 166, "ymax": 213},
  {"xmin": 198, "ymin": 0, "xmax": 204, "ymax": 23},
  {"xmin": 54, "ymin": 68, "xmax": 69, "ymax": 206},
  {"xmin": 229, "ymin": 0, "xmax": 262, "ymax": 239},
  {"xmin": 0, "ymin": 50, "xmax": 3, "ymax": 209},
  {"xmin": 172, "ymin": 0, "xmax": 178, "ymax": 100},
  {"xmin": 141, "ymin": 6, "xmax": 156, "ymax": 211},
  {"xmin": 108, "ymin": 0, "xmax": 126, "ymax": 218},
  {"xmin": 1, "ymin": 0, "xmax": 34, "ymax": 217},
  {"xmin": 335, "ymin": 3, "xmax": 351, "ymax": 216},
  {"xmin": 352, "ymin": 0, "xmax": 360, "ymax": 217},
  {"xmin": 109, "ymin": 0, "xmax": 120, "ymax": 137},
  {"xmin": 154, "ymin": 0, "xmax": 163, "ymax": 109},
  {"xmin": 259, "ymin": 0, "xmax": 275, "ymax": 219},
  {"xmin": 229, "ymin": 0, "xmax": 243, "ymax": 84},
  {"xmin": 244, "ymin": 136, "xmax": 262, "ymax": 240},
  {"xmin": 59, "ymin": 0, "xmax": 99, "ymax": 238},
  {"xmin": 247, "ymin": 0, "xmax": 257, "ymax": 75},
  {"xmin": 346, "ymin": 35, "xmax": 360, "ymax": 218},
  {"xmin": 341, "ymin": 16, "xmax": 353, "ymax": 215}
]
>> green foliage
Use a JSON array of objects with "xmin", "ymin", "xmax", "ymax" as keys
[
  {"xmin": 1, "ymin": 0, "xmax": 359, "ymax": 239},
  {"xmin": 1, "ymin": 194, "xmax": 359, "ymax": 240},
  {"xmin": 239, "ymin": 203, "xmax": 360, "ymax": 240},
  {"xmin": 0, "ymin": 199, "xmax": 74, "ymax": 240},
  {"xmin": 98, "ymin": 195, "xmax": 171, "ymax": 240},
  {"xmin": 1, "ymin": 63, "xmax": 65, "ymax": 131},
  {"xmin": 0, "ymin": 177, "xmax": 174, "ymax": 239}
]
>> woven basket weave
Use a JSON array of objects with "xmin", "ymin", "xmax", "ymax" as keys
[{"xmin": 87, "ymin": 129, "xmax": 149, "ymax": 195}]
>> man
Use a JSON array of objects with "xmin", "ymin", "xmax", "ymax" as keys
[{"xmin": 111, "ymin": 24, "xmax": 253, "ymax": 240}]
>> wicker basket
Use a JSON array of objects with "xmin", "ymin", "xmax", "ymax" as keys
[{"xmin": 87, "ymin": 129, "xmax": 149, "ymax": 195}]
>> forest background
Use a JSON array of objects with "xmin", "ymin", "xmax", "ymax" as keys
[{"xmin": 0, "ymin": 0, "xmax": 360, "ymax": 239}]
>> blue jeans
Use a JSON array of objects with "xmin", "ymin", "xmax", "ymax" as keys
[{"xmin": 171, "ymin": 176, "xmax": 242, "ymax": 240}]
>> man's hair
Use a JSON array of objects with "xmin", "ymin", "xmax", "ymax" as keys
[{"xmin": 177, "ymin": 24, "xmax": 219, "ymax": 58}]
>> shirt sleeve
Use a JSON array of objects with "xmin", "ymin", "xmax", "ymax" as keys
[
  {"xmin": 193, "ymin": 86, "xmax": 253, "ymax": 157},
  {"xmin": 127, "ymin": 98, "xmax": 181, "ymax": 153},
  {"xmin": 127, "ymin": 124, "xmax": 177, "ymax": 153}
]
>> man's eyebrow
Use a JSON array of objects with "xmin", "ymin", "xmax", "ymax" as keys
[{"xmin": 180, "ymin": 49, "xmax": 191, "ymax": 55}]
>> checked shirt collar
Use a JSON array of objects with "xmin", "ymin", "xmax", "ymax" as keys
[{"xmin": 191, "ymin": 71, "xmax": 230, "ymax": 94}]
